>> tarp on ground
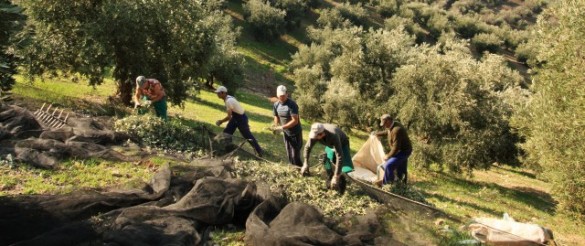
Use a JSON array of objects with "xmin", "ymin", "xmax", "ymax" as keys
[
  {"xmin": 0, "ymin": 104, "xmax": 133, "ymax": 168},
  {"xmin": 0, "ymin": 156, "xmax": 388, "ymax": 245},
  {"xmin": 350, "ymin": 135, "xmax": 385, "ymax": 183},
  {"xmin": 468, "ymin": 216, "xmax": 553, "ymax": 245},
  {"xmin": 0, "ymin": 160, "xmax": 265, "ymax": 246}
]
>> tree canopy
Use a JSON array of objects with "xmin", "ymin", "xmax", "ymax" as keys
[
  {"xmin": 512, "ymin": 0, "xmax": 585, "ymax": 219},
  {"xmin": 0, "ymin": 1, "xmax": 24, "ymax": 92},
  {"xmin": 16, "ymin": 0, "xmax": 242, "ymax": 105},
  {"xmin": 291, "ymin": 25, "xmax": 523, "ymax": 172}
]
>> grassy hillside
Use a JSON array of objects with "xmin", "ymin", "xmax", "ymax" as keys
[
  {"xmin": 3, "ymin": 77, "xmax": 584, "ymax": 245},
  {"xmin": 3, "ymin": 0, "xmax": 584, "ymax": 244}
]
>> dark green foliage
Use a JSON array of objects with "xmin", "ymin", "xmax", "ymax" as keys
[
  {"xmin": 316, "ymin": 8, "xmax": 351, "ymax": 29},
  {"xmin": 270, "ymin": 0, "xmax": 308, "ymax": 30},
  {"xmin": 371, "ymin": 0, "xmax": 403, "ymax": 18},
  {"xmin": 292, "ymin": 26, "xmax": 416, "ymax": 129},
  {"xmin": 337, "ymin": 2, "xmax": 368, "ymax": 27},
  {"xmin": 453, "ymin": 16, "xmax": 485, "ymax": 39},
  {"xmin": 389, "ymin": 43, "xmax": 522, "ymax": 171},
  {"xmin": 514, "ymin": 41, "xmax": 538, "ymax": 64},
  {"xmin": 243, "ymin": 0, "xmax": 286, "ymax": 42},
  {"xmin": 0, "ymin": 1, "xmax": 24, "ymax": 92},
  {"xmin": 472, "ymin": 33, "xmax": 503, "ymax": 54},
  {"xmin": 512, "ymin": 0, "xmax": 585, "ymax": 219},
  {"xmin": 292, "ymin": 22, "xmax": 523, "ymax": 172},
  {"xmin": 16, "ymin": 0, "xmax": 241, "ymax": 106}
]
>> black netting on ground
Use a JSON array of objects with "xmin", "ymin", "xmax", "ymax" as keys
[
  {"xmin": 0, "ymin": 158, "xmax": 397, "ymax": 246},
  {"xmin": 0, "ymin": 104, "xmax": 42, "ymax": 140},
  {"xmin": 1, "ymin": 103, "xmax": 457, "ymax": 245},
  {"xmin": 0, "ymin": 104, "xmax": 134, "ymax": 168}
]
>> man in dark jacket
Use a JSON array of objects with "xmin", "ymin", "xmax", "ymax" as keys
[{"xmin": 374, "ymin": 114, "xmax": 412, "ymax": 186}]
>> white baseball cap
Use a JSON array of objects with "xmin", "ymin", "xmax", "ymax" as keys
[
  {"xmin": 276, "ymin": 85, "xmax": 287, "ymax": 97},
  {"xmin": 136, "ymin": 76, "xmax": 146, "ymax": 87},
  {"xmin": 215, "ymin": 86, "xmax": 228, "ymax": 93},
  {"xmin": 308, "ymin": 123, "xmax": 325, "ymax": 139},
  {"xmin": 380, "ymin": 114, "xmax": 392, "ymax": 126}
]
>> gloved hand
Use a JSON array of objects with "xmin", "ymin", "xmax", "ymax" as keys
[
  {"xmin": 330, "ymin": 175, "xmax": 340, "ymax": 189},
  {"xmin": 300, "ymin": 163, "xmax": 309, "ymax": 176},
  {"xmin": 268, "ymin": 125, "xmax": 283, "ymax": 135},
  {"xmin": 143, "ymin": 100, "xmax": 152, "ymax": 107},
  {"xmin": 215, "ymin": 120, "xmax": 223, "ymax": 126},
  {"xmin": 273, "ymin": 126, "xmax": 283, "ymax": 134},
  {"xmin": 318, "ymin": 153, "xmax": 327, "ymax": 165}
]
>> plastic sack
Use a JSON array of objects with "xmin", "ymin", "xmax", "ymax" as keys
[{"xmin": 349, "ymin": 135, "xmax": 386, "ymax": 183}]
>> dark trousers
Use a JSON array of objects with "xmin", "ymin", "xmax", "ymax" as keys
[
  {"xmin": 382, "ymin": 150, "xmax": 411, "ymax": 184},
  {"xmin": 223, "ymin": 113, "xmax": 263, "ymax": 155},
  {"xmin": 324, "ymin": 155, "xmax": 347, "ymax": 195},
  {"xmin": 283, "ymin": 133, "xmax": 303, "ymax": 166}
]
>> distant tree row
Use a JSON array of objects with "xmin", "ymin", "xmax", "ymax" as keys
[{"xmin": 243, "ymin": 0, "xmax": 546, "ymax": 63}]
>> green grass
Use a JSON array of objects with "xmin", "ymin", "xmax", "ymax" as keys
[
  {"xmin": 5, "ymin": 76, "xmax": 585, "ymax": 244},
  {"xmin": 6, "ymin": 76, "xmax": 585, "ymax": 244},
  {"xmin": 0, "ymin": 158, "xmax": 159, "ymax": 195}
]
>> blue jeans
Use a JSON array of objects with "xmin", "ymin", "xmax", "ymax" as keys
[
  {"xmin": 223, "ymin": 113, "xmax": 263, "ymax": 155},
  {"xmin": 382, "ymin": 150, "xmax": 411, "ymax": 184}
]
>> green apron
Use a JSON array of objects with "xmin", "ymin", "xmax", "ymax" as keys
[{"xmin": 323, "ymin": 145, "xmax": 354, "ymax": 173}]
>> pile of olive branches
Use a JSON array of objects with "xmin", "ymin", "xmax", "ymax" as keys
[{"xmin": 233, "ymin": 159, "xmax": 379, "ymax": 217}]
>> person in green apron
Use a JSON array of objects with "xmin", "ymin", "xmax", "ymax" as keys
[
  {"xmin": 134, "ymin": 76, "xmax": 168, "ymax": 120},
  {"xmin": 303, "ymin": 123, "xmax": 354, "ymax": 194}
]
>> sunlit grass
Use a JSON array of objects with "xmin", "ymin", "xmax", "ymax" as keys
[
  {"xmin": 7, "ymin": 69, "xmax": 585, "ymax": 245},
  {"xmin": 12, "ymin": 75, "xmax": 117, "ymax": 104},
  {"xmin": 0, "ymin": 158, "xmax": 160, "ymax": 195}
]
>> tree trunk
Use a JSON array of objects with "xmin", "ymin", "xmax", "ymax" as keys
[{"xmin": 116, "ymin": 79, "xmax": 134, "ymax": 106}]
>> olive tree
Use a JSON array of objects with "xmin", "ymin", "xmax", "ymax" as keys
[
  {"xmin": 270, "ymin": 0, "xmax": 308, "ymax": 30},
  {"xmin": 16, "ymin": 0, "xmax": 241, "ymax": 106},
  {"xmin": 291, "ymin": 26, "xmax": 415, "ymax": 129},
  {"xmin": 292, "ymin": 23, "xmax": 522, "ymax": 172},
  {"xmin": 0, "ymin": 1, "xmax": 24, "ymax": 92},
  {"xmin": 512, "ymin": 0, "xmax": 585, "ymax": 219},
  {"xmin": 389, "ymin": 38, "xmax": 522, "ymax": 172},
  {"xmin": 243, "ymin": 0, "xmax": 286, "ymax": 42}
]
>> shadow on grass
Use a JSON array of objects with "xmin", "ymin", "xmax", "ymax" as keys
[
  {"xmin": 418, "ymin": 189, "xmax": 503, "ymax": 218},
  {"xmin": 416, "ymin": 172, "xmax": 557, "ymax": 215},
  {"xmin": 192, "ymin": 96, "xmax": 274, "ymax": 125},
  {"xmin": 12, "ymin": 88, "xmax": 130, "ymax": 118},
  {"xmin": 495, "ymin": 165, "xmax": 537, "ymax": 179}
]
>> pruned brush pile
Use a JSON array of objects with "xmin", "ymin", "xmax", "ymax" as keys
[
  {"xmin": 114, "ymin": 115, "xmax": 211, "ymax": 155},
  {"xmin": 233, "ymin": 159, "xmax": 380, "ymax": 217}
]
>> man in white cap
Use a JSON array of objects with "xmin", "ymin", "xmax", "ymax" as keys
[
  {"xmin": 302, "ymin": 123, "xmax": 354, "ymax": 193},
  {"xmin": 373, "ymin": 114, "xmax": 412, "ymax": 186},
  {"xmin": 134, "ymin": 75, "xmax": 167, "ymax": 120},
  {"xmin": 272, "ymin": 85, "xmax": 303, "ymax": 166},
  {"xmin": 215, "ymin": 85, "xmax": 264, "ymax": 157}
]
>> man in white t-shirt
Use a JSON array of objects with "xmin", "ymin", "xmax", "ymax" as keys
[{"xmin": 215, "ymin": 86, "xmax": 263, "ymax": 157}]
